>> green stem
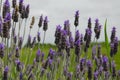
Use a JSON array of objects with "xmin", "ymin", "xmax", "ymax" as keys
[{"xmin": 42, "ymin": 31, "xmax": 46, "ymax": 48}]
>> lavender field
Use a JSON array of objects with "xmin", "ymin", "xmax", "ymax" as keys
[{"xmin": 0, "ymin": 0, "xmax": 120, "ymax": 80}]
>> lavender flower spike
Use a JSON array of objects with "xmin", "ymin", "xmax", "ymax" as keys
[{"xmin": 74, "ymin": 10, "xmax": 79, "ymax": 27}]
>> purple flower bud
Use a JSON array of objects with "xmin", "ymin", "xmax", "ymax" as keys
[
  {"xmin": 38, "ymin": 15, "xmax": 43, "ymax": 27},
  {"xmin": 114, "ymin": 37, "xmax": 118, "ymax": 54},
  {"xmin": 25, "ymin": 4, "xmax": 30, "ymax": 18},
  {"xmin": 112, "ymin": 61, "xmax": 116, "ymax": 78},
  {"xmin": 19, "ymin": 72, "xmax": 23, "ymax": 80},
  {"xmin": 94, "ymin": 70, "xmax": 98, "ymax": 80},
  {"xmin": 43, "ymin": 16, "xmax": 48, "ymax": 31},
  {"xmin": 74, "ymin": 10, "xmax": 79, "ymax": 27},
  {"xmin": 104, "ymin": 71, "xmax": 110, "ymax": 80},
  {"xmin": 3, "ymin": 66, "xmax": 9, "ymax": 80},
  {"xmin": 36, "ymin": 49, "xmax": 41, "ymax": 62},
  {"xmin": 19, "ymin": 0, "xmax": 24, "ymax": 14},
  {"xmin": 87, "ymin": 60, "xmax": 92, "ymax": 67},
  {"xmin": 19, "ymin": 0, "xmax": 24, "ymax": 3},
  {"xmin": 4, "ymin": 0, "xmax": 10, "ymax": 7},
  {"xmin": 88, "ymin": 17, "xmax": 92, "ymax": 28},
  {"xmin": 102, "ymin": 56, "xmax": 108, "ymax": 71},
  {"xmin": 87, "ymin": 60, "xmax": 92, "ymax": 80},
  {"xmin": 4, "ymin": 12, "xmax": 11, "ymax": 23},
  {"xmin": 12, "ymin": 0, "xmax": 16, "ymax": 8},
  {"xmin": 111, "ymin": 27, "xmax": 116, "ymax": 42},
  {"xmin": 67, "ymin": 72, "xmax": 72, "ymax": 80},
  {"xmin": 75, "ymin": 30, "xmax": 80, "ymax": 44}
]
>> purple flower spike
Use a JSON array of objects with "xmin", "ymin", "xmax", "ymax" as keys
[
  {"xmin": 20, "ymin": 72, "xmax": 23, "ymax": 80},
  {"xmin": 19, "ymin": 0, "xmax": 24, "ymax": 3},
  {"xmin": 38, "ymin": 15, "xmax": 43, "ymax": 27},
  {"xmin": 87, "ymin": 60, "xmax": 92, "ymax": 67},
  {"xmin": 56, "ymin": 25, "xmax": 62, "ymax": 31},
  {"xmin": 4, "ymin": 0, "xmax": 10, "ymax": 7},
  {"xmin": 103, "ymin": 56, "xmax": 108, "ymax": 63},
  {"xmin": 74, "ymin": 10, "xmax": 79, "ymax": 27},
  {"xmin": 37, "ymin": 49, "xmax": 41, "ymax": 56},
  {"xmin": 75, "ymin": 10, "xmax": 79, "ymax": 17},
  {"xmin": 43, "ymin": 16, "xmax": 48, "ymax": 31},
  {"xmin": 4, "ymin": 12, "xmax": 11, "ymax": 23},
  {"xmin": 88, "ymin": 17, "xmax": 92, "ymax": 28},
  {"xmin": 4, "ymin": 66, "xmax": 9, "ymax": 72}
]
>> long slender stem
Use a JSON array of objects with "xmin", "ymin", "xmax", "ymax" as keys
[
  {"xmin": 0, "ymin": 0, "xmax": 2, "ymax": 14},
  {"xmin": 23, "ymin": 19, "xmax": 27, "ymax": 42},
  {"xmin": 18, "ymin": 19, "xmax": 23, "ymax": 39},
  {"xmin": 42, "ymin": 31, "xmax": 46, "ymax": 47},
  {"xmin": 7, "ymin": 38, "xmax": 9, "ymax": 65}
]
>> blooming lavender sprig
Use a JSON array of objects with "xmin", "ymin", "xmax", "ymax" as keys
[
  {"xmin": 84, "ymin": 28, "xmax": 92, "ymax": 52},
  {"xmin": 2, "ymin": 0, "xmax": 10, "ymax": 18},
  {"xmin": 74, "ymin": 30, "xmax": 80, "ymax": 44},
  {"xmin": 80, "ymin": 58, "xmax": 86, "ymax": 72},
  {"xmin": 113, "ymin": 37, "xmax": 118, "ymax": 54},
  {"xmin": 12, "ymin": 7, "xmax": 19, "ymax": 22},
  {"xmin": 94, "ymin": 70, "xmax": 99, "ymax": 80},
  {"xmin": 60, "ymin": 30, "xmax": 67, "ymax": 50},
  {"xmin": 42, "ymin": 16, "xmax": 48, "ymax": 45},
  {"xmin": 66, "ymin": 39, "xmax": 71, "ymax": 57},
  {"xmin": 54, "ymin": 25, "xmax": 62, "ymax": 46},
  {"xmin": 110, "ymin": 43, "xmax": 114, "ymax": 57},
  {"xmin": 64, "ymin": 20, "xmax": 70, "ymax": 36},
  {"xmin": 12, "ymin": 0, "xmax": 16, "ymax": 8},
  {"xmin": 0, "ymin": 43, "xmax": 5, "ymax": 58},
  {"xmin": 88, "ymin": 18, "xmax": 92, "ymax": 29},
  {"xmin": 74, "ymin": 10, "xmax": 79, "ymax": 27},
  {"xmin": 111, "ymin": 61, "xmax": 116, "ymax": 78},
  {"xmin": 87, "ymin": 60, "xmax": 92, "ymax": 80},
  {"xmin": 15, "ymin": 59, "xmax": 23, "ymax": 72},
  {"xmin": 75, "ymin": 39, "xmax": 81, "ymax": 62},
  {"xmin": 20, "ymin": 4, "xmax": 25, "ymax": 19},
  {"xmin": 38, "ymin": 15, "xmax": 43, "ymax": 28},
  {"xmin": 69, "ymin": 32, "xmax": 74, "ymax": 48},
  {"xmin": 25, "ymin": 4, "xmax": 30, "ymax": 19},
  {"xmin": 35, "ymin": 49, "xmax": 41, "ymax": 62},
  {"xmin": 19, "ymin": 0, "xmax": 24, "ymax": 14},
  {"xmin": 110, "ymin": 27, "xmax": 116, "ymax": 43},
  {"xmin": 102, "ymin": 56, "xmax": 109, "ymax": 71},
  {"xmin": 3, "ymin": 66, "xmax": 9, "ymax": 80}
]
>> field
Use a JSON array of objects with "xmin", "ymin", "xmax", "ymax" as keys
[{"xmin": 0, "ymin": 0, "xmax": 120, "ymax": 80}]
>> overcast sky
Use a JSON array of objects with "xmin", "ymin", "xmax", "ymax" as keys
[{"xmin": 12, "ymin": 0, "xmax": 120, "ymax": 44}]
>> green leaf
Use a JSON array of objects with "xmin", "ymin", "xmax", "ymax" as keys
[{"xmin": 104, "ymin": 19, "xmax": 109, "ymax": 53}]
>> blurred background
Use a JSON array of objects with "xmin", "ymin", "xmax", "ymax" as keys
[{"xmin": 9, "ymin": 0, "xmax": 120, "ymax": 44}]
